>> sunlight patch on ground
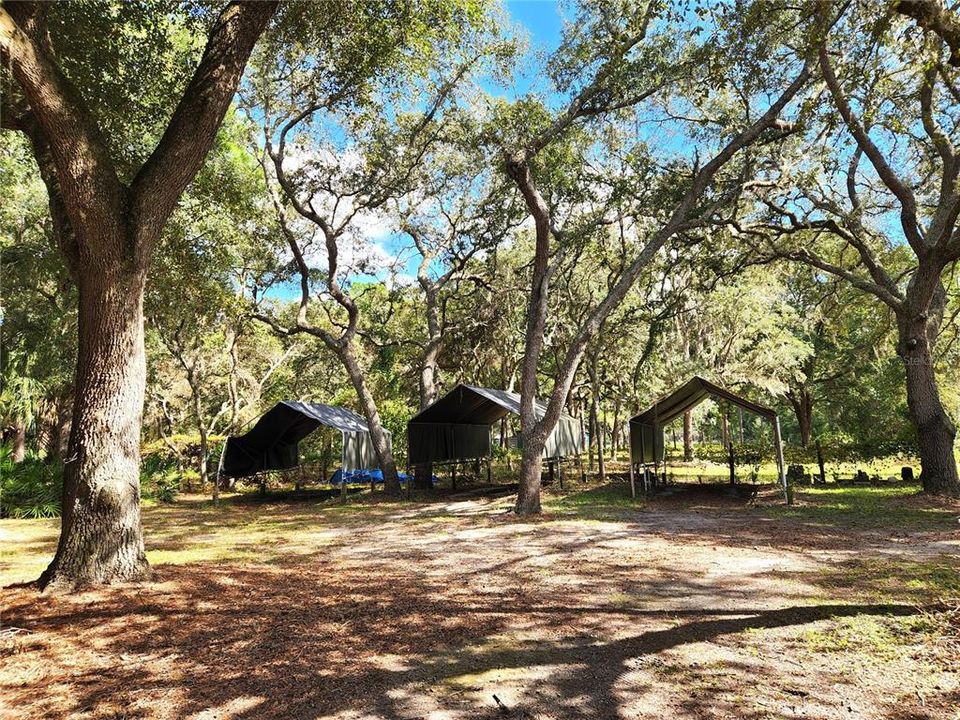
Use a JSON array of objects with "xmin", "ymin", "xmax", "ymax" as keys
[{"xmin": 187, "ymin": 695, "xmax": 266, "ymax": 719}]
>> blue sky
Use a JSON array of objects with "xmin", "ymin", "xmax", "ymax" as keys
[
  {"xmin": 503, "ymin": 1, "xmax": 564, "ymax": 98},
  {"xmin": 506, "ymin": 1, "xmax": 563, "ymax": 54},
  {"xmin": 265, "ymin": 3, "xmax": 567, "ymax": 302}
]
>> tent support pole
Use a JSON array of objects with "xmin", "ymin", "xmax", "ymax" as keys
[
  {"xmin": 214, "ymin": 440, "xmax": 228, "ymax": 504},
  {"xmin": 629, "ymin": 458, "xmax": 636, "ymax": 500},
  {"xmin": 339, "ymin": 431, "xmax": 349, "ymax": 504},
  {"xmin": 487, "ymin": 456, "xmax": 492, "ymax": 484},
  {"xmin": 773, "ymin": 416, "xmax": 789, "ymax": 504}
]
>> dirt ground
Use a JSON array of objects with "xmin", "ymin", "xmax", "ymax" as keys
[{"xmin": 1, "ymin": 482, "xmax": 959, "ymax": 720}]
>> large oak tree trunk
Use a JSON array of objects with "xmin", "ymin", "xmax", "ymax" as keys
[
  {"xmin": 898, "ymin": 314, "xmax": 959, "ymax": 496},
  {"xmin": 39, "ymin": 268, "xmax": 149, "ymax": 590},
  {"xmin": 3, "ymin": 0, "xmax": 277, "ymax": 591}
]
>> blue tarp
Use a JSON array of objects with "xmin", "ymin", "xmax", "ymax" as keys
[{"xmin": 328, "ymin": 468, "xmax": 436, "ymax": 486}]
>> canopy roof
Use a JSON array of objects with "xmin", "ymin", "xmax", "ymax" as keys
[
  {"xmin": 630, "ymin": 376, "xmax": 775, "ymax": 426},
  {"xmin": 410, "ymin": 384, "xmax": 556, "ymax": 425},
  {"xmin": 279, "ymin": 401, "xmax": 373, "ymax": 432},
  {"xmin": 220, "ymin": 401, "xmax": 388, "ymax": 478},
  {"xmin": 627, "ymin": 376, "xmax": 787, "ymax": 501},
  {"xmin": 408, "ymin": 384, "xmax": 583, "ymax": 465}
]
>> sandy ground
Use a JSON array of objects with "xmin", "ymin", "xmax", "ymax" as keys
[{"xmin": 1, "ymin": 484, "xmax": 959, "ymax": 719}]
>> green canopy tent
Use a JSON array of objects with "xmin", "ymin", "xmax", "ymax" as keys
[
  {"xmin": 407, "ymin": 384, "xmax": 584, "ymax": 477},
  {"xmin": 218, "ymin": 401, "xmax": 390, "ymax": 480},
  {"xmin": 628, "ymin": 376, "xmax": 787, "ymax": 501}
]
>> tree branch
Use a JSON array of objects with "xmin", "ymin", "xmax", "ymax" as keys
[
  {"xmin": 1, "ymin": 2, "xmax": 125, "ymax": 243},
  {"xmin": 896, "ymin": 0, "xmax": 960, "ymax": 66},
  {"xmin": 819, "ymin": 42, "xmax": 927, "ymax": 253},
  {"xmin": 131, "ymin": 1, "xmax": 277, "ymax": 257}
]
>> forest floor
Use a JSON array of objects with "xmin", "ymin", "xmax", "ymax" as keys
[{"xmin": 1, "ymin": 480, "xmax": 959, "ymax": 720}]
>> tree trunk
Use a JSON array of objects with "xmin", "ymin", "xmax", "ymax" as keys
[
  {"xmin": 187, "ymin": 373, "xmax": 214, "ymax": 503},
  {"xmin": 787, "ymin": 387, "xmax": 813, "ymax": 448},
  {"xmin": 12, "ymin": 425, "xmax": 27, "ymax": 463},
  {"xmin": 39, "ymin": 270, "xmax": 149, "ymax": 591},
  {"xmin": 419, "ymin": 338, "xmax": 442, "ymax": 410},
  {"xmin": 611, "ymin": 398, "xmax": 620, "ymax": 461},
  {"xmin": 516, "ymin": 433, "xmax": 546, "ymax": 514},
  {"xmin": 413, "ymin": 338, "xmax": 440, "ymax": 491},
  {"xmin": 898, "ymin": 316, "xmax": 959, "ymax": 495},
  {"xmin": 728, "ymin": 442, "xmax": 736, "ymax": 485},
  {"xmin": 44, "ymin": 392, "xmax": 71, "ymax": 463},
  {"xmin": 683, "ymin": 410, "xmax": 694, "ymax": 461},
  {"xmin": 200, "ymin": 425, "xmax": 214, "ymax": 504},
  {"xmin": 597, "ymin": 403, "xmax": 606, "ymax": 481},
  {"xmin": 339, "ymin": 344, "xmax": 401, "ymax": 496},
  {"xmin": 589, "ymin": 393, "xmax": 598, "ymax": 473}
]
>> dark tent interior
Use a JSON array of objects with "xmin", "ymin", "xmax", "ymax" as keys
[
  {"xmin": 407, "ymin": 384, "xmax": 583, "ymax": 466},
  {"xmin": 219, "ymin": 401, "xmax": 388, "ymax": 478}
]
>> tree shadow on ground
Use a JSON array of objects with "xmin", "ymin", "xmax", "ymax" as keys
[
  {"xmin": 0, "ymin": 560, "xmax": 935, "ymax": 720},
  {"xmin": 2, "ymin": 492, "xmax": 957, "ymax": 718}
]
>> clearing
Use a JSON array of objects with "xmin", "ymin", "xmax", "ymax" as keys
[{"xmin": 1, "ymin": 482, "xmax": 959, "ymax": 720}]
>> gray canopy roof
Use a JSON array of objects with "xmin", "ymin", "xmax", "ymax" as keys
[
  {"xmin": 408, "ymin": 384, "xmax": 583, "ymax": 465},
  {"xmin": 220, "ymin": 401, "xmax": 389, "ymax": 477},
  {"xmin": 630, "ymin": 376, "xmax": 776, "ymax": 426},
  {"xmin": 409, "ymin": 385, "xmax": 549, "ymax": 424},
  {"xmin": 281, "ymin": 401, "xmax": 374, "ymax": 432}
]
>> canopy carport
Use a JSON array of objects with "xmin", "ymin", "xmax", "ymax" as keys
[
  {"xmin": 218, "ymin": 401, "xmax": 389, "ymax": 479},
  {"xmin": 407, "ymin": 385, "xmax": 583, "ymax": 475},
  {"xmin": 628, "ymin": 376, "xmax": 787, "ymax": 501}
]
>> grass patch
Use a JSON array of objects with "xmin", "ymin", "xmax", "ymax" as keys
[
  {"xmin": 761, "ymin": 483, "xmax": 960, "ymax": 530},
  {"xmin": 815, "ymin": 556, "xmax": 960, "ymax": 604},
  {"xmin": 542, "ymin": 481, "xmax": 645, "ymax": 518},
  {"xmin": 800, "ymin": 613, "xmax": 940, "ymax": 661}
]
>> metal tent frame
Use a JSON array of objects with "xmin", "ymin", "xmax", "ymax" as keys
[{"xmin": 628, "ymin": 376, "xmax": 788, "ymax": 502}]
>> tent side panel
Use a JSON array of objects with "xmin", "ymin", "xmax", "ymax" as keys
[
  {"xmin": 407, "ymin": 422, "xmax": 491, "ymax": 465},
  {"xmin": 545, "ymin": 415, "xmax": 584, "ymax": 459},
  {"xmin": 629, "ymin": 421, "xmax": 664, "ymax": 464},
  {"xmin": 342, "ymin": 431, "xmax": 378, "ymax": 471},
  {"xmin": 220, "ymin": 435, "xmax": 300, "ymax": 478}
]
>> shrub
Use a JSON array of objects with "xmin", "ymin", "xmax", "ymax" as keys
[
  {"xmin": 0, "ymin": 448, "xmax": 63, "ymax": 518},
  {"xmin": 140, "ymin": 454, "xmax": 182, "ymax": 502}
]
